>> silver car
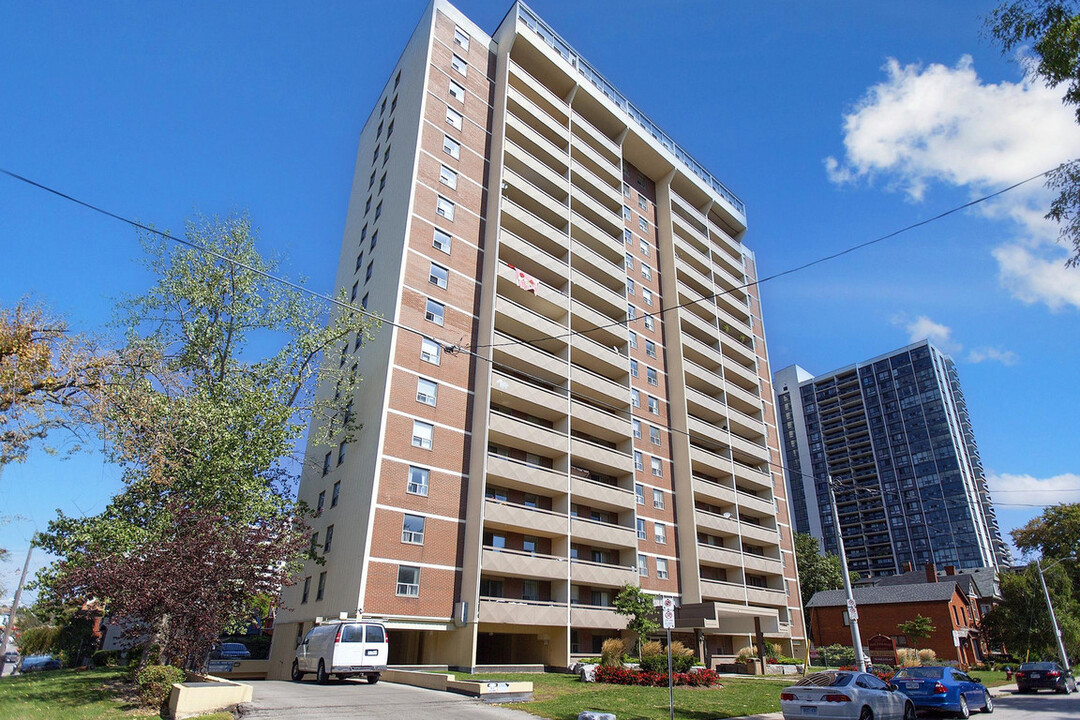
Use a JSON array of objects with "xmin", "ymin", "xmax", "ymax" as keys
[{"xmin": 781, "ymin": 670, "xmax": 917, "ymax": 720}]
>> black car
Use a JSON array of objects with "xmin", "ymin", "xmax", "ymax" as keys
[
  {"xmin": 1015, "ymin": 661, "xmax": 1077, "ymax": 694},
  {"xmin": 17, "ymin": 655, "xmax": 62, "ymax": 673}
]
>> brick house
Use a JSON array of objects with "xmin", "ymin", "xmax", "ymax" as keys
[{"xmin": 806, "ymin": 581, "xmax": 987, "ymax": 666}]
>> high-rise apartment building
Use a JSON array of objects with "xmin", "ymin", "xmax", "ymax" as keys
[
  {"xmin": 775, "ymin": 341, "xmax": 1010, "ymax": 581},
  {"xmin": 268, "ymin": 0, "xmax": 804, "ymax": 675}
]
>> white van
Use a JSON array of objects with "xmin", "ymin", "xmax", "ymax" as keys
[{"xmin": 292, "ymin": 621, "xmax": 388, "ymax": 684}]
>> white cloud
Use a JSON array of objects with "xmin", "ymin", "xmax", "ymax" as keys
[
  {"xmin": 827, "ymin": 55, "xmax": 1080, "ymax": 310},
  {"xmin": 894, "ymin": 314, "xmax": 962, "ymax": 354},
  {"xmin": 986, "ymin": 472, "xmax": 1080, "ymax": 506},
  {"xmin": 966, "ymin": 346, "xmax": 1019, "ymax": 366}
]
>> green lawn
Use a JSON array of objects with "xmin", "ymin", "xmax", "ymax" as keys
[
  {"xmin": 446, "ymin": 671, "xmax": 790, "ymax": 720},
  {"xmin": 0, "ymin": 668, "xmax": 154, "ymax": 720}
]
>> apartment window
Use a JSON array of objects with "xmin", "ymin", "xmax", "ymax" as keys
[
  {"xmin": 354, "ymin": 252, "xmax": 364, "ymax": 273},
  {"xmin": 364, "ymin": 196, "xmax": 372, "ymax": 214},
  {"xmin": 651, "ymin": 456, "xmax": 663, "ymax": 477},
  {"xmin": 317, "ymin": 491, "xmax": 325, "ymax": 513},
  {"xmin": 387, "ymin": 119, "xmax": 395, "ymax": 138},
  {"xmin": 368, "ymin": 169, "xmax": 376, "ymax": 188},
  {"xmin": 390, "ymin": 95, "xmax": 397, "ymax": 113},
  {"xmin": 372, "ymin": 146, "xmax": 380, "ymax": 165},
  {"xmin": 445, "ymin": 106, "xmax": 463, "ymax": 130},
  {"xmin": 324, "ymin": 524, "xmax": 335, "ymax": 553},
  {"xmin": 624, "ymin": 228, "xmax": 632, "ymax": 244},
  {"xmin": 374, "ymin": 200, "xmax": 383, "ymax": 219},
  {"xmin": 401, "ymin": 514, "xmax": 425, "ymax": 544},
  {"xmin": 394, "ymin": 70, "xmax": 402, "ymax": 88},
  {"xmin": 360, "ymin": 224, "xmax": 367, "ymax": 243},
  {"xmin": 439, "ymin": 164, "xmax": 458, "ymax": 189},
  {"xmin": 383, "ymin": 146, "xmax": 391, "ymax": 165},
  {"xmin": 655, "ymin": 523, "xmax": 667, "ymax": 544},
  {"xmin": 631, "ymin": 389, "xmax": 640, "ymax": 408},
  {"xmin": 350, "ymin": 281, "xmax": 359, "ymax": 302},
  {"xmin": 636, "ymin": 518, "xmax": 646, "ymax": 540},
  {"xmin": 623, "ymin": 205, "xmax": 632, "ymax": 220},
  {"xmin": 448, "ymin": 80, "xmax": 466, "ymax": 102},
  {"xmin": 301, "ymin": 576, "xmax": 311, "ymax": 604},
  {"xmin": 429, "ymin": 262, "xmax": 449, "ymax": 289},
  {"xmin": 625, "ymin": 252, "xmax": 634, "ymax": 270},
  {"xmin": 380, "ymin": 97, "xmax": 387, "ymax": 115},
  {"xmin": 407, "ymin": 466, "xmax": 429, "ymax": 496},
  {"xmin": 647, "ymin": 367, "xmax": 658, "ymax": 385},
  {"xmin": 634, "ymin": 450, "xmax": 644, "ymax": 471},
  {"xmin": 396, "ymin": 565, "xmax": 420, "ymax": 597},
  {"xmin": 635, "ymin": 483, "xmax": 645, "ymax": 504},
  {"xmin": 365, "ymin": 261, "xmax": 375, "ymax": 283},
  {"xmin": 322, "ymin": 452, "xmax": 331, "ymax": 476},
  {"xmin": 656, "ymin": 557, "xmax": 669, "ymax": 579},
  {"xmin": 420, "ymin": 337, "xmax": 441, "ymax": 365},
  {"xmin": 638, "ymin": 194, "xmax": 647, "ymax": 210},
  {"xmin": 630, "ymin": 359, "xmax": 639, "ymax": 377},
  {"xmin": 454, "ymin": 27, "xmax": 470, "ymax": 50},
  {"xmin": 370, "ymin": 230, "xmax": 378, "ymax": 250},
  {"xmin": 626, "ymin": 278, "xmax": 635, "ymax": 295},
  {"xmin": 642, "ymin": 263, "xmax": 652, "ymax": 280},
  {"xmin": 522, "ymin": 535, "xmax": 538, "ymax": 554},
  {"xmin": 379, "ymin": 173, "xmax": 387, "ymax": 193},
  {"xmin": 642, "ymin": 288, "xmax": 653, "ymax": 306},
  {"xmin": 648, "ymin": 396, "xmax": 659, "ymax": 414},
  {"xmin": 376, "ymin": 122, "xmax": 383, "ymax": 139},
  {"xmin": 522, "ymin": 579, "xmax": 539, "ymax": 601},
  {"xmin": 653, "ymin": 487, "xmax": 665, "ymax": 508},
  {"xmin": 645, "ymin": 339, "xmax": 656, "ymax": 358},
  {"xmin": 639, "ymin": 217, "xmax": 648, "ymax": 232},
  {"xmin": 629, "ymin": 330, "xmax": 637, "ymax": 348},
  {"xmin": 627, "ymin": 305, "xmax": 636, "ymax": 320},
  {"xmin": 416, "ymin": 377, "xmax": 438, "ymax": 406},
  {"xmin": 623, "ymin": 182, "xmax": 631, "ymax": 197},
  {"xmin": 331, "ymin": 481, "xmax": 340, "ymax": 507},
  {"xmin": 337, "ymin": 440, "xmax": 347, "ymax": 466},
  {"xmin": 316, "ymin": 571, "xmax": 327, "ymax": 601},
  {"xmin": 361, "ymin": 293, "xmax": 369, "ymax": 310},
  {"xmin": 644, "ymin": 314, "xmax": 655, "ymax": 331},
  {"xmin": 638, "ymin": 554, "xmax": 648, "ymax": 576},
  {"xmin": 443, "ymin": 135, "xmax": 461, "ymax": 158},
  {"xmin": 451, "ymin": 53, "xmax": 467, "ymax": 75},
  {"xmin": 650, "ymin": 425, "xmax": 661, "ymax": 445},
  {"xmin": 425, "ymin": 299, "xmax": 445, "ymax": 325},
  {"xmin": 433, "ymin": 227, "xmax": 452, "ymax": 253},
  {"xmin": 632, "ymin": 419, "xmax": 641, "ymax": 439},
  {"xmin": 412, "ymin": 420, "xmax": 434, "ymax": 449},
  {"xmin": 436, "ymin": 195, "xmax": 455, "ymax": 221}
]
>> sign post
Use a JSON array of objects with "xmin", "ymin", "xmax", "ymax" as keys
[
  {"xmin": 867, "ymin": 634, "xmax": 897, "ymax": 668},
  {"xmin": 660, "ymin": 596, "xmax": 676, "ymax": 720}
]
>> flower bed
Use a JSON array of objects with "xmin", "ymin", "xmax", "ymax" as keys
[{"xmin": 594, "ymin": 665, "xmax": 722, "ymax": 687}]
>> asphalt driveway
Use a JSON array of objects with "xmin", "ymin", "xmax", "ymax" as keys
[{"xmin": 239, "ymin": 678, "xmax": 543, "ymax": 719}]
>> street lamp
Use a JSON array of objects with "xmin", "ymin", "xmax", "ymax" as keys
[
  {"xmin": 827, "ymin": 476, "xmax": 866, "ymax": 670},
  {"xmin": 1034, "ymin": 555, "xmax": 1076, "ymax": 670}
]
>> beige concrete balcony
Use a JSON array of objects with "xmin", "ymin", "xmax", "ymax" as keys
[
  {"xmin": 700, "ymin": 580, "xmax": 747, "ymax": 603},
  {"xmin": 490, "ymin": 370, "xmax": 567, "ymax": 423},
  {"xmin": 571, "ymin": 269, "xmax": 625, "ymax": 320},
  {"xmin": 693, "ymin": 475, "xmax": 737, "ymax": 506},
  {"xmin": 570, "ymin": 605, "xmax": 626, "ymax": 630},
  {"xmin": 690, "ymin": 444, "xmax": 731, "ymax": 478},
  {"xmin": 570, "ymin": 436, "xmax": 633, "ymax": 477},
  {"xmin": 745, "ymin": 586, "xmax": 788, "ymax": 607},
  {"xmin": 687, "ymin": 414, "xmax": 725, "ymax": 445},
  {"xmin": 718, "ymin": 327, "xmax": 756, "ymax": 367},
  {"xmin": 736, "ymin": 489, "xmax": 776, "ymax": 517},
  {"xmin": 508, "ymin": 61, "xmax": 569, "ymax": 124},
  {"xmin": 570, "ymin": 364, "xmax": 630, "ymax": 408},
  {"xmin": 716, "ymin": 312, "xmax": 754, "ymax": 351},
  {"xmin": 494, "ymin": 295, "xmax": 567, "ymax": 352},
  {"xmin": 741, "ymin": 553, "xmax": 783, "ymax": 575},
  {"xmin": 571, "ymin": 475, "xmax": 635, "ymax": 512},
  {"xmin": 723, "ymin": 378, "xmax": 762, "ymax": 416},
  {"xmin": 501, "ymin": 198, "xmax": 569, "ymax": 257},
  {"xmin": 570, "ymin": 239, "xmax": 625, "ymax": 289},
  {"xmin": 570, "ymin": 139, "xmax": 620, "ymax": 185},
  {"xmin": 482, "ymin": 547, "xmax": 567, "ymax": 581},
  {"xmin": 570, "ymin": 301, "xmax": 626, "ymax": 349},
  {"xmin": 570, "ymin": 558, "xmax": 637, "ymax": 588},
  {"xmin": 485, "ymin": 497, "xmax": 567, "ymax": 537},
  {"xmin": 686, "ymin": 387, "xmax": 727, "ymax": 425},
  {"xmin": 570, "ymin": 211, "xmax": 621, "ymax": 256},
  {"xmin": 570, "ymin": 516, "xmax": 636, "ymax": 548},
  {"xmin": 676, "ymin": 257, "xmax": 714, "ymax": 298},
  {"xmin": 696, "ymin": 508, "xmax": 741, "ymax": 536},
  {"xmin": 496, "ymin": 263, "xmax": 567, "ymax": 322},
  {"xmin": 727, "ymin": 407, "xmax": 766, "ymax": 444},
  {"xmin": 739, "ymin": 521, "xmax": 779, "ymax": 546},
  {"xmin": 571, "ymin": 160, "xmax": 622, "ymax": 211},
  {"xmin": 682, "ymin": 332, "xmax": 724, "ymax": 372},
  {"xmin": 505, "ymin": 111, "xmax": 569, "ymax": 175},
  {"xmin": 673, "ymin": 233, "xmax": 712, "ymax": 277},
  {"xmin": 499, "ymin": 230, "xmax": 568, "ymax": 288},
  {"xmin": 492, "ymin": 330, "xmax": 567, "ymax": 384},
  {"xmin": 716, "ymin": 288, "xmax": 752, "ymax": 327},
  {"xmin": 570, "ymin": 334, "xmax": 626, "ymax": 381},
  {"xmin": 709, "ymin": 223, "xmax": 744, "ymax": 263},
  {"xmin": 571, "ymin": 190, "xmax": 622, "ymax": 238},
  {"xmin": 504, "ymin": 139, "xmax": 569, "ymax": 201},
  {"xmin": 504, "ymin": 168, "xmax": 569, "ymax": 226},
  {"xmin": 671, "ymin": 192, "xmax": 709, "ymax": 232},
  {"xmin": 486, "ymin": 453, "xmax": 568, "ymax": 496},
  {"xmin": 507, "ymin": 84, "xmax": 568, "ymax": 146},
  {"xmin": 723, "ymin": 358, "xmax": 761, "ymax": 393},
  {"xmin": 698, "ymin": 543, "xmax": 743, "ymax": 567},
  {"xmin": 711, "ymin": 259, "xmax": 748, "ymax": 297},
  {"xmin": 684, "ymin": 358, "xmax": 722, "ymax": 393},
  {"xmin": 728, "ymin": 431, "xmax": 770, "ymax": 465},
  {"xmin": 488, "ymin": 410, "xmax": 567, "ymax": 458},
  {"xmin": 571, "ymin": 113, "xmax": 620, "ymax": 163},
  {"xmin": 479, "ymin": 598, "xmax": 567, "ymax": 626},
  {"xmin": 570, "ymin": 399, "xmax": 631, "ymax": 444},
  {"xmin": 732, "ymin": 460, "xmax": 773, "ymax": 493}
]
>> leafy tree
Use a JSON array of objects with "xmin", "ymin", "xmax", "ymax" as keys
[
  {"xmin": 982, "ymin": 562, "xmax": 1080, "ymax": 661},
  {"xmin": 896, "ymin": 614, "xmax": 936, "ymax": 652},
  {"xmin": 794, "ymin": 532, "xmax": 857, "ymax": 609},
  {"xmin": 1011, "ymin": 502, "xmax": 1080, "ymax": 560},
  {"xmin": 989, "ymin": 1, "xmax": 1080, "ymax": 266},
  {"xmin": 614, "ymin": 584, "xmax": 660, "ymax": 656},
  {"xmin": 37, "ymin": 215, "xmax": 379, "ymax": 670}
]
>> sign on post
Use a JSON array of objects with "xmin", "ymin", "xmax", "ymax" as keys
[
  {"xmin": 661, "ymin": 596, "xmax": 676, "ymax": 629},
  {"xmin": 846, "ymin": 599, "xmax": 859, "ymax": 621}
]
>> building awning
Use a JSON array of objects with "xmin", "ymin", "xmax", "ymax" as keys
[
  {"xmin": 377, "ymin": 619, "xmax": 455, "ymax": 632},
  {"xmin": 675, "ymin": 602, "xmax": 779, "ymax": 634}
]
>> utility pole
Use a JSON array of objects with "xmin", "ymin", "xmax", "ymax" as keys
[
  {"xmin": 827, "ymin": 477, "xmax": 866, "ymax": 670},
  {"xmin": 0, "ymin": 543, "xmax": 34, "ymax": 676},
  {"xmin": 1035, "ymin": 558, "xmax": 1072, "ymax": 670}
]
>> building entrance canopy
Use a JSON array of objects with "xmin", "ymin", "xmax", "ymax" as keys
[{"xmin": 675, "ymin": 602, "xmax": 779, "ymax": 635}]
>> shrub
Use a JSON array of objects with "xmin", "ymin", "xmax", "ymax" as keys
[
  {"xmin": 820, "ymin": 644, "xmax": 856, "ymax": 667},
  {"xmin": 600, "ymin": 638, "xmax": 625, "ymax": 668},
  {"xmin": 92, "ymin": 650, "xmax": 122, "ymax": 667},
  {"xmin": 640, "ymin": 640, "xmax": 663, "ymax": 658},
  {"xmin": 736, "ymin": 645, "xmax": 757, "ymax": 661},
  {"xmin": 897, "ymin": 648, "xmax": 919, "ymax": 667},
  {"xmin": 594, "ymin": 665, "xmax": 721, "ymax": 687},
  {"xmin": 917, "ymin": 649, "xmax": 937, "ymax": 663},
  {"xmin": 18, "ymin": 626, "xmax": 60, "ymax": 656},
  {"xmin": 765, "ymin": 642, "xmax": 782, "ymax": 660},
  {"xmin": 136, "ymin": 664, "xmax": 186, "ymax": 708}
]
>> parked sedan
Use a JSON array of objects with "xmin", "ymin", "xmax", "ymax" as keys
[
  {"xmin": 17, "ymin": 655, "xmax": 61, "ymax": 673},
  {"xmin": 781, "ymin": 670, "xmax": 917, "ymax": 720},
  {"xmin": 210, "ymin": 642, "xmax": 251, "ymax": 660},
  {"xmin": 892, "ymin": 666, "xmax": 992, "ymax": 717},
  {"xmin": 1015, "ymin": 661, "xmax": 1077, "ymax": 694}
]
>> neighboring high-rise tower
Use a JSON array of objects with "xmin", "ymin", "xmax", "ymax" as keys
[
  {"xmin": 775, "ymin": 341, "xmax": 1010, "ymax": 580},
  {"xmin": 269, "ymin": 0, "xmax": 804, "ymax": 675}
]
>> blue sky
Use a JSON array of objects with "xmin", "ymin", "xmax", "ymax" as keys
[{"xmin": 2, "ymin": 0, "xmax": 1078, "ymax": 600}]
